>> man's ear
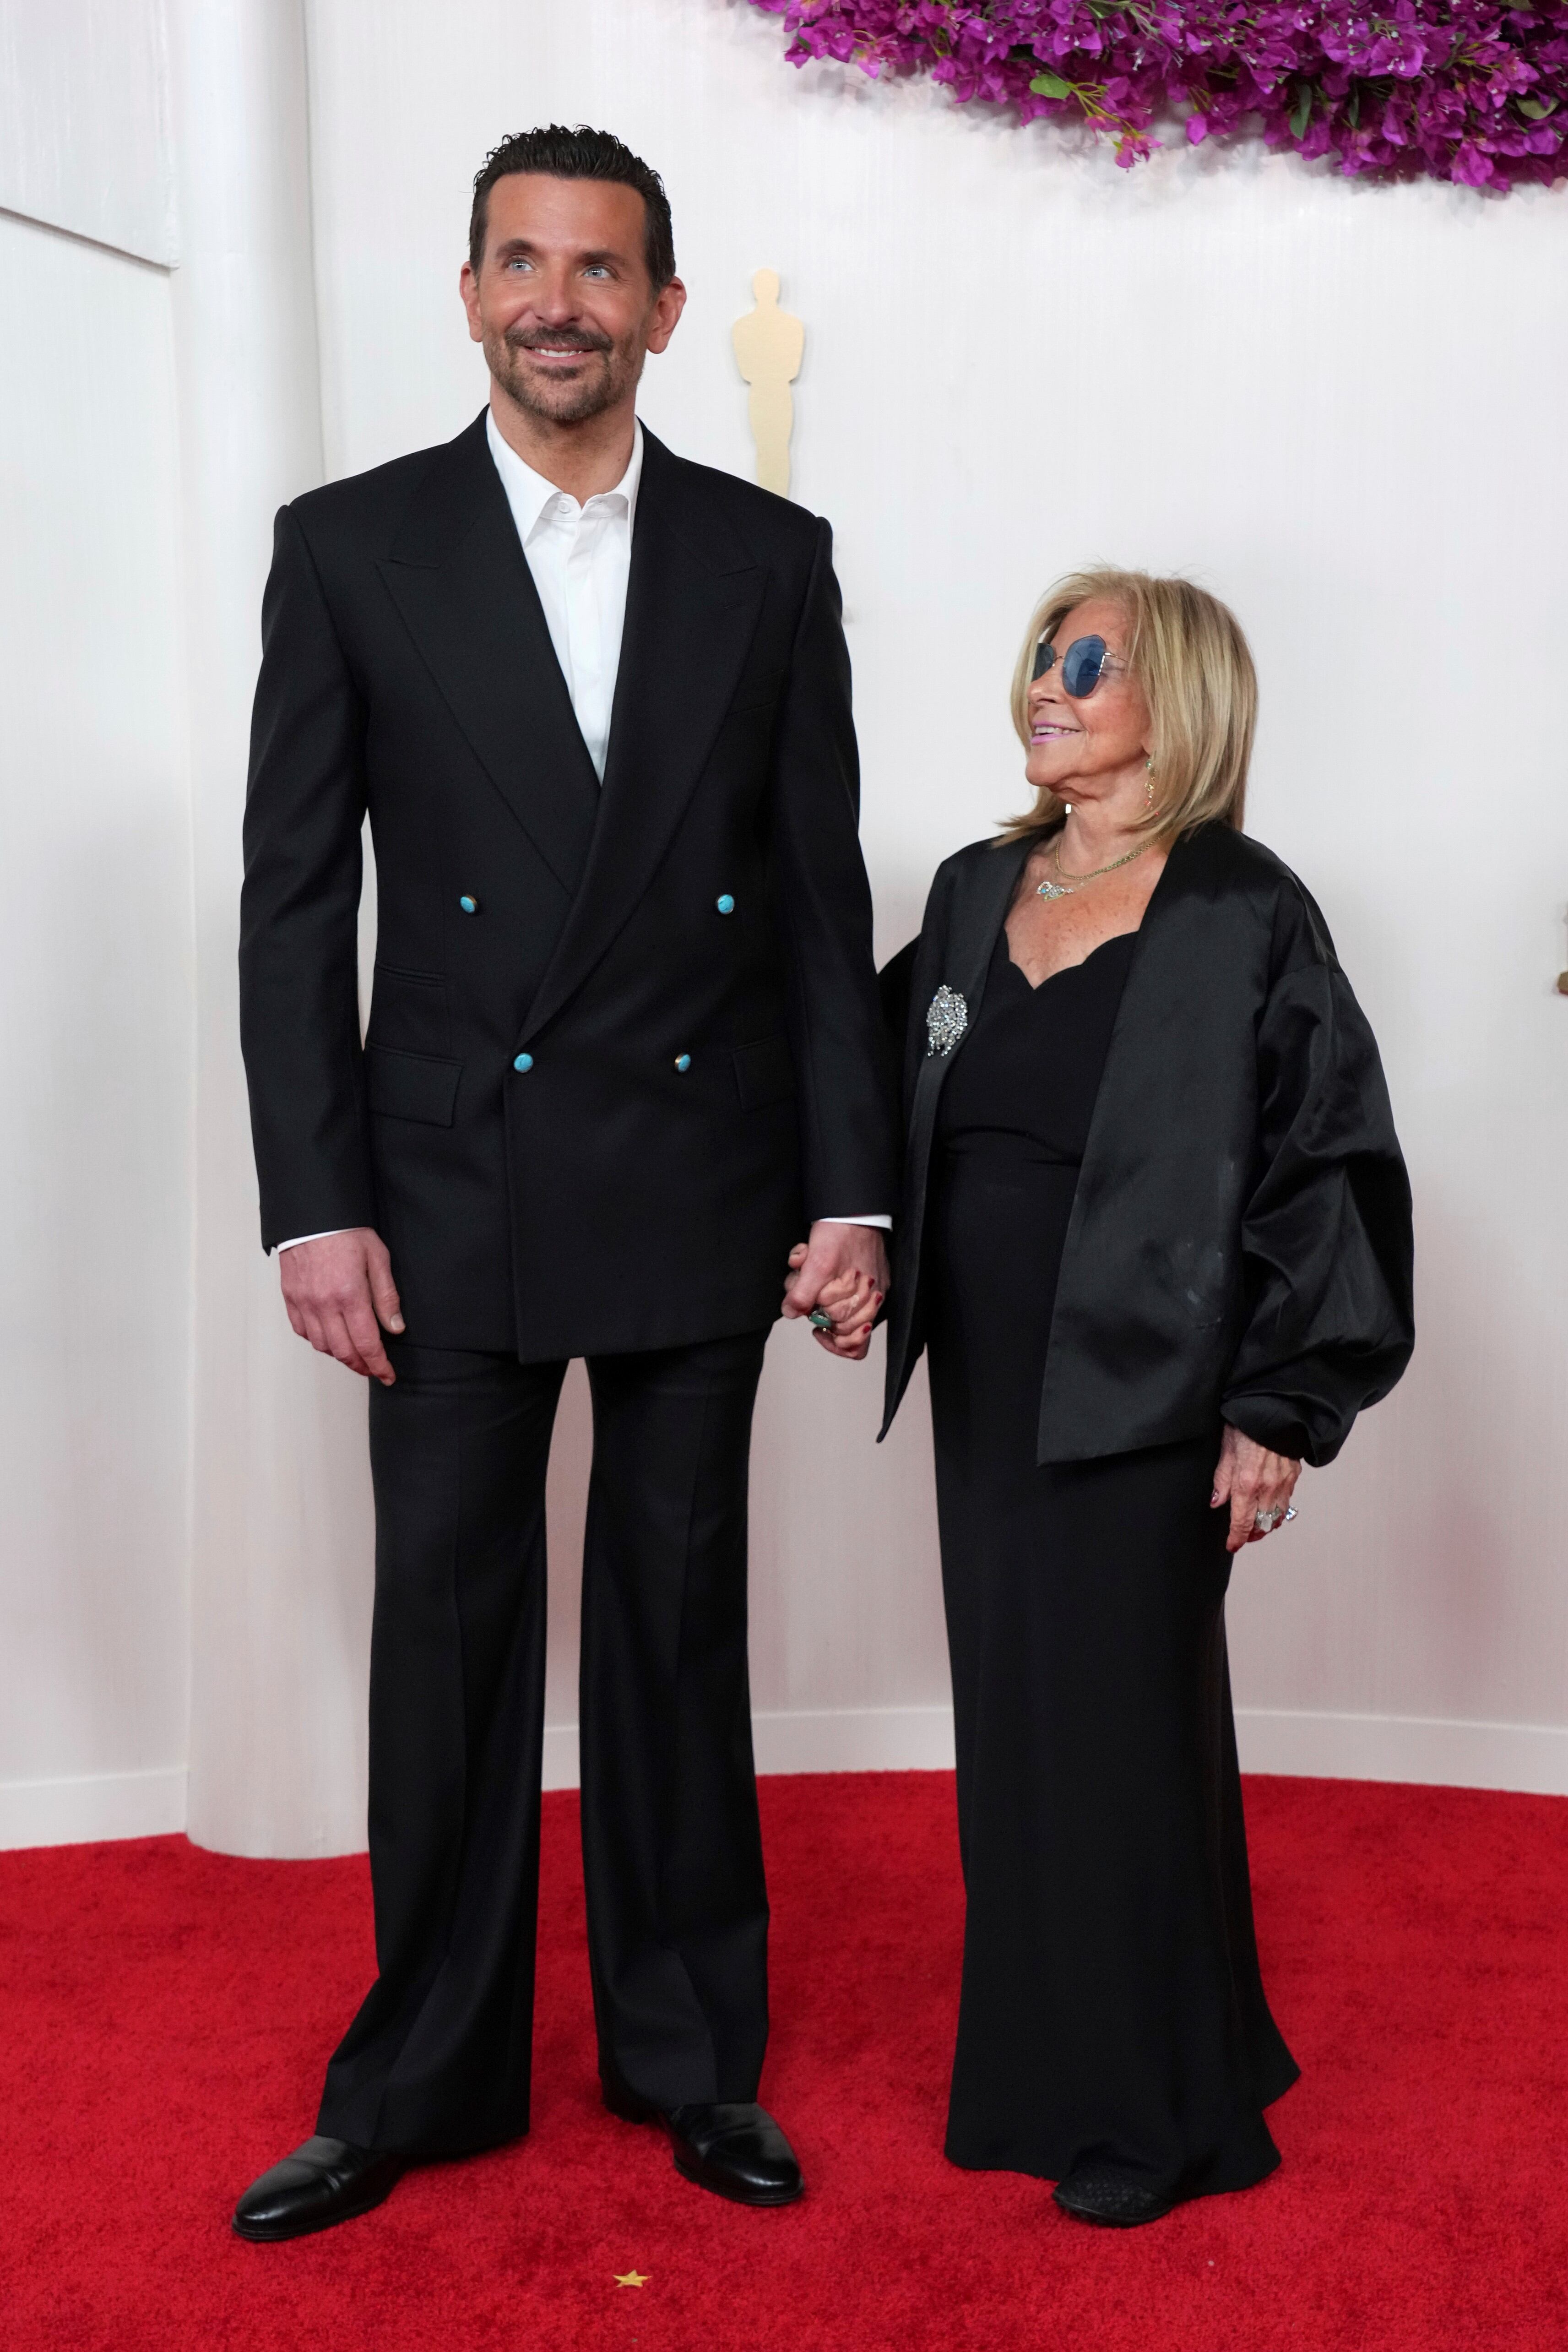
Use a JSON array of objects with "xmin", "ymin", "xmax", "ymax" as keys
[
  {"xmin": 460, "ymin": 261, "xmax": 483, "ymax": 344},
  {"xmin": 645, "ymin": 276, "xmax": 687, "ymax": 357}
]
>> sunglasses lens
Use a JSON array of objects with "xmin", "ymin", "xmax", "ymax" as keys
[
  {"xmin": 1061, "ymin": 636, "xmax": 1108, "ymax": 696},
  {"xmin": 1031, "ymin": 636, "xmax": 1056, "ymax": 682}
]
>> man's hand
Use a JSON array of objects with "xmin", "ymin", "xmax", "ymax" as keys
[
  {"xmin": 1211, "ymin": 1423, "xmax": 1301, "ymax": 1553},
  {"xmin": 781, "ymin": 1221, "xmax": 889, "ymax": 1362},
  {"xmin": 279, "ymin": 1228, "xmax": 405, "ymax": 1385}
]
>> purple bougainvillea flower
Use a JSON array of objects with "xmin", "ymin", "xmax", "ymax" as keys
[{"xmin": 750, "ymin": 0, "xmax": 1568, "ymax": 190}]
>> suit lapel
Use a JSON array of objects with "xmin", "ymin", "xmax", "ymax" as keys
[
  {"xmin": 908, "ymin": 837, "xmax": 1029, "ymax": 1117},
  {"xmin": 520, "ymin": 431, "xmax": 765, "ymax": 1043},
  {"xmin": 378, "ymin": 413, "xmax": 601, "ymax": 898},
  {"xmin": 880, "ymin": 836, "xmax": 1030, "ymax": 1437}
]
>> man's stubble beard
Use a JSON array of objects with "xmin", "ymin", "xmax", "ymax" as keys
[{"xmin": 486, "ymin": 324, "xmax": 644, "ymax": 429}]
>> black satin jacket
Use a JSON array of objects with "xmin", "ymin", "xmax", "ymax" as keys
[{"xmin": 879, "ymin": 823, "xmax": 1414, "ymax": 1467}]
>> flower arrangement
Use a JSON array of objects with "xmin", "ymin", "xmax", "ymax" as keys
[{"xmin": 745, "ymin": 3, "xmax": 1568, "ymax": 189}]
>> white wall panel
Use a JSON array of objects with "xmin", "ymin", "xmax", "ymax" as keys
[
  {"xmin": 167, "ymin": 0, "xmax": 372, "ymax": 1861},
  {"xmin": 0, "ymin": 0, "xmax": 176, "ymax": 264},
  {"xmin": 0, "ymin": 211, "xmax": 192, "ymax": 1830},
  {"xmin": 5, "ymin": 0, "xmax": 1565, "ymax": 1852}
]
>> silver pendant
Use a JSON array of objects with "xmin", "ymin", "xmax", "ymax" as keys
[
  {"xmin": 925, "ymin": 984, "xmax": 968, "ymax": 1058},
  {"xmin": 1036, "ymin": 879, "xmax": 1073, "ymax": 902}
]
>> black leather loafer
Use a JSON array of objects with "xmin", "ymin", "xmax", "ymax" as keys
[
  {"xmin": 665, "ymin": 2103, "xmax": 803, "ymax": 2205},
  {"xmin": 233, "ymin": 2136, "xmax": 408, "ymax": 2241},
  {"xmin": 1053, "ymin": 2159, "xmax": 1173, "ymax": 2228},
  {"xmin": 605, "ymin": 2079, "xmax": 803, "ymax": 2206}
]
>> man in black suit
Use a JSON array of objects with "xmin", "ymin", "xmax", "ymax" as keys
[{"xmin": 233, "ymin": 126, "xmax": 894, "ymax": 2240}]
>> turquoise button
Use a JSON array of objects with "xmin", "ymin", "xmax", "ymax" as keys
[
  {"xmin": 513, "ymin": 1053, "xmax": 534, "ymax": 1073},
  {"xmin": 459, "ymin": 894, "xmax": 479, "ymax": 915},
  {"xmin": 674, "ymin": 1054, "xmax": 692, "ymax": 1073},
  {"xmin": 716, "ymin": 894, "xmax": 735, "ymax": 915}
]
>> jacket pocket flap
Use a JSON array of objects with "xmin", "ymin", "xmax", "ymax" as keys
[
  {"xmin": 730, "ymin": 672, "xmax": 786, "ymax": 717},
  {"xmin": 366, "ymin": 1044, "xmax": 461, "ymax": 1127},
  {"xmin": 732, "ymin": 1035, "xmax": 795, "ymax": 1111}
]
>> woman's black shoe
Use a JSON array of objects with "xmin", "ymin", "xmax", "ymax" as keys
[
  {"xmin": 1053, "ymin": 2160, "xmax": 1174, "ymax": 2228},
  {"xmin": 232, "ymin": 2136, "xmax": 408, "ymax": 2240}
]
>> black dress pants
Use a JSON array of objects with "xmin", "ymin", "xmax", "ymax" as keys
[{"xmin": 316, "ymin": 1326, "xmax": 773, "ymax": 2157}]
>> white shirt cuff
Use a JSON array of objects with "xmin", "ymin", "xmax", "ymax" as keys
[{"xmin": 277, "ymin": 1215, "xmax": 893, "ymax": 1257}]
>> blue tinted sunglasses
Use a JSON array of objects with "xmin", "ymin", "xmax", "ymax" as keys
[{"xmin": 1031, "ymin": 633, "xmax": 1128, "ymax": 696}]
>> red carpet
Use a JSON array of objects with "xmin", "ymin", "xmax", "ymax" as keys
[{"xmin": 1, "ymin": 1772, "xmax": 1564, "ymax": 2350}]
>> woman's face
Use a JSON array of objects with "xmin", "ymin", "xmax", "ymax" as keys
[{"xmin": 1023, "ymin": 596, "xmax": 1152, "ymax": 802}]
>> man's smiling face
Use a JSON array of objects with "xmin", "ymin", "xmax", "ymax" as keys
[{"xmin": 461, "ymin": 172, "xmax": 684, "ymax": 429}]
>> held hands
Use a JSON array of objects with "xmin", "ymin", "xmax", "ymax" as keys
[
  {"xmin": 1211, "ymin": 1423, "xmax": 1301, "ymax": 1554},
  {"xmin": 279, "ymin": 1228, "xmax": 405, "ymax": 1385},
  {"xmin": 782, "ymin": 1222, "xmax": 889, "ymax": 1362}
]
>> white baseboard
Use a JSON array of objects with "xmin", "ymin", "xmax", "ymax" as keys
[
  {"xmin": 753, "ymin": 1705, "xmax": 958, "ymax": 1775},
  {"xmin": 546, "ymin": 1704, "xmax": 1568, "ymax": 1797},
  {"xmin": 5, "ymin": 1709, "xmax": 1567, "ymax": 1851},
  {"xmin": 1234, "ymin": 1706, "xmax": 1568, "ymax": 1795},
  {"xmin": 542, "ymin": 1723, "xmax": 580, "ymax": 1792},
  {"xmin": 542, "ymin": 1705, "xmax": 955, "ymax": 1792},
  {"xmin": 0, "ymin": 1765, "xmax": 188, "ymax": 1852}
]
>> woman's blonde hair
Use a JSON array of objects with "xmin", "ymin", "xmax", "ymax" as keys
[{"xmin": 1001, "ymin": 566, "xmax": 1256, "ymax": 845}]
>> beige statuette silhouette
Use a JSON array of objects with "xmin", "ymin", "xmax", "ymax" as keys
[{"xmin": 732, "ymin": 269, "xmax": 805, "ymax": 498}]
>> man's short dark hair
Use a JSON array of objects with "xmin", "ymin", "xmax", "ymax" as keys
[{"xmin": 469, "ymin": 125, "xmax": 676, "ymax": 289}]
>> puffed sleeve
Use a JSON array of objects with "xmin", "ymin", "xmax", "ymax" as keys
[{"xmin": 1220, "ymin": 885, "xmax": 1414, "ymax": 1466}]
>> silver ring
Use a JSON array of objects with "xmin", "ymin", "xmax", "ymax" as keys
[
  {"xmin": 1254, "ymin": 1507, "xmax": 1282, "ymax": 1531},
  {"xmin": 1284, "ymin": 1505, "xmax": 1297, "ymax": 1523}
]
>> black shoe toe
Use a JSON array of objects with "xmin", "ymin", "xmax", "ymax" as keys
[
  {"xmin": 233, "ymin": 2136, "xmax": 408, "ymax": 2241},
  {"xmin": 666, "ymin": 2102, "xmax": 803, "ymax": 2206},
  {"xmin": 1052, "ymin": 2159, "xmax": 1173, "ymax": 2228}
]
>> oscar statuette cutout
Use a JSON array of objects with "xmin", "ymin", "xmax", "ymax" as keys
[{"xmin": 732, "ymin": 268, "xmax": 804, "ymax": 497}]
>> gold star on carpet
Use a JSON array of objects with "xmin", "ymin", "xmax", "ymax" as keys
[{"xmin": 613, "ymin": 2271, "xmax": 650, "ymax": 2288}]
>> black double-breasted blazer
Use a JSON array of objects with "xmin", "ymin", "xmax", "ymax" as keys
[
  {"xmin": 240, "ymin": 413, "xmax": 896, "ymax": 1359},
  {"xmin": 879, "ymin": 823, "xmax": 1414, "ymax": 1466}
]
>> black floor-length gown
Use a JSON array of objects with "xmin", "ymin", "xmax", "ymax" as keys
[{"xmin": 926, "ymin": 927, "xmax": 1299, "ymax": 2203}]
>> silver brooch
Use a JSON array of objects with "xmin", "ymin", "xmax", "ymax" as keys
[{"xmin": 925, "ymin": 984, "xmax": 968, "ymax": 1058}]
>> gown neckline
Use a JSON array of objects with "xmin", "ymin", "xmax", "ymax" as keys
[{"xmin": 998, "ymin": 925, "xmax": 1141, "ymax": 995}]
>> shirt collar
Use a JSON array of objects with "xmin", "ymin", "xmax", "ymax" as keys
[{"xmin": 486, "ymin": 408, "xmax": 643, "ymax": 544}]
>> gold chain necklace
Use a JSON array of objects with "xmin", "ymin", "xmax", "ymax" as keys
[{"xmin": 1036, "ymin": 835, "xmax": 1150, "ymax": 903}]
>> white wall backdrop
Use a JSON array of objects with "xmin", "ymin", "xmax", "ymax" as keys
[
  {"xmin": 4, "ymin": 0, "xmax": 1568, "ymax": 1851},
  {"xmin": 0, "ymin": 162, "xmax": 191, "ymax": 1839},
  {"xmin": 0, "ymin": 0, "xmax": 176, "ymax": 266}
]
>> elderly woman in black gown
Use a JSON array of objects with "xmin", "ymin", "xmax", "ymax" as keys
[{"xmin": 870, "ymin": 568, "xmax": 1414, "ymax": 2227}]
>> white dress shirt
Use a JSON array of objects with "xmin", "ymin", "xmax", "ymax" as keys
[
  {"xmin": 276, "ymin": 412, "xmax": 886, "ymax": 1249},
  {"xmin": 485, "ymin": 408, "xmax": 638, "ymax": 784}
]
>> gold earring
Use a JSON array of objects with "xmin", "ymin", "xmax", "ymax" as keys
[{"xmin": 1144, "ymin": 757, "xmax": 1155, "ymax": 812}]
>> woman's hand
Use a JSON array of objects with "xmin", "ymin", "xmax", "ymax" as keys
[
  {"xmin": 783, "ymin": 1241, "xmax": 882, "ymax": 1361},
  {"xmin": 1211, "ymin": 1424, "xmax": 1301, "ymax": 1554}
]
